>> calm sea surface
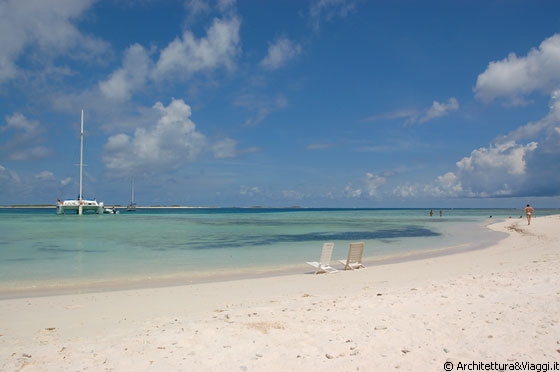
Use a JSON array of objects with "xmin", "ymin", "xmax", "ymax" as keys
[{"xmin": 1, "ymin": 207, "xmax": 556, "ymax": 297}]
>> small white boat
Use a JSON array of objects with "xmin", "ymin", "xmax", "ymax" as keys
[
  {"xmin": 104, "ymin": 206, "xmax": 119, "ymax": 214},
  {"xmin": 56, "ymin": 110, "xmax": 104, "ymax": 215}
]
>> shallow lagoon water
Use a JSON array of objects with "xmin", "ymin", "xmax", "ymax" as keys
[{"xmin": 1, "ymin": 207, "xmax": 554, "ymax": 296}]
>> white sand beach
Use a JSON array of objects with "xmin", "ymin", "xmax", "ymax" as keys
[{"xmin": 1, "ymin": 215, "xmax": 559, "ymax": 371}]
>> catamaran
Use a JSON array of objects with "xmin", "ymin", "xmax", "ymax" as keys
[{"xmin": 56, "ymin": 110, "xmax": 104, "ymax": 215}]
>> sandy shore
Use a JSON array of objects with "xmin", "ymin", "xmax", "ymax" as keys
[{"xmin": 1, "ymin": 215, "xmax": 559, "ymax": 371}]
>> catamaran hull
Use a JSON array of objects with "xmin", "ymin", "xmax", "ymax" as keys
[{"xmin": 56, "ymin": 200, "xmax": 104, "ymax": 215}]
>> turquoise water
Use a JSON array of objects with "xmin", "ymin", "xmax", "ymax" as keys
[{"xmin": 0, "ymin": 207, "xmax": 556, "ymax": 296}]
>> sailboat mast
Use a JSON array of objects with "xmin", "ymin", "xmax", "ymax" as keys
[{"xmin": 79, "ymin": 109, "xmax": 84, "ymax": 201}]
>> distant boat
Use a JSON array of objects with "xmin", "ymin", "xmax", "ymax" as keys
[
  {"xmin": 104, "ymin": 206, "xmax": 119, "ymax": 214},
  {"xmin": 126, "ymin": 177, "xmax": 136, "ymax": 212},
  {"xmin": 56, "ymin": 110, "xmax": 104, "ymax": 215}
]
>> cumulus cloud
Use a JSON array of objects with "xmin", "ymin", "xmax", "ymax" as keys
[
  {"xmin": 429, "ymin": 34, "xmax": 560, "ymax": 198},
  {"xmin": 426, "ymin": 172, "xmax": 464, "ymax": 198},
  {"xmin": 1, "ymin": 112, "xmax": 40, "ymax": 134},
  {"xmin": 97, "ymin": 12, "xmax": 240, "ymax": 103},
  {"xmin": 0, "ymin": 113, "xmax": 53, "ymax": 161},
  {"xmin": 391, "ymin": 35, "xmax": 560, "ymax": 200},
  {"xmin": 152, "ymin": 16, "xmax": 241, "ymax": 81},
  {"xmin": 102, "ymin": 99, "xmax": 206, "ymax": 176},
  {"xmin": 429, "ymin": 140, "xmax": 538, "ymax": 198},
  {"xmin": 474, "ymin": 33, "xmax": 560, "ymax": 104},
  {"xmin": 365, "ymin": 172, "xmax": 386, "ymax": 197},
  {"xmin": 343, "ymin": 172, "xmax": 388, "ymax": 199},
  {"xmin": 260, "ymin": 37, "xmax": 302, "ymax": 70},
  {"xmin": 212, "ymin": 138, "xmax": 238, "ymax": 159},
  {"xmin": 393, "ymin": 184, "xmax": 420, "ymax": 199},
  {"xmin": 417, "ymin": 98, "xmax": 459, "ymax": 124},
  {"xmin": 99, "ymin": 44, "xmax": 152, "ymax": 101},
  {"xmin": 0, "ymin": 0, "xmax": 108, "ymax": 83},
  {"xmin": 423, "ymin": 90, "xmax": 560, "ymax": 199},
  {"xmin": 344, "ymin": 184, "xmax": 362, "ymax": 198},
  {"xmin": 457, "ymin": 141, "xmax": 535, "ymax": 177}
]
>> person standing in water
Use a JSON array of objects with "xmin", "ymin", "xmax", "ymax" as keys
[{"xmin": 524, "ymin": 204, "xmax": 534, "ymax": 225}]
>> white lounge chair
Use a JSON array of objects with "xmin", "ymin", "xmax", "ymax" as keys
[
  {"xmin": 339, "ymin": 242, "xmax": 365, "ymax": 270},
  {"xmin": 306, "ymin": 242, "xmax": 338, "ymax": 274}
]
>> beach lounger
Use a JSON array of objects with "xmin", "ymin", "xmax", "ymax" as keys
[
  {"xmin": 339, "ymin": 242, "xmax": 366, "ymax": 270},
  {"xmin": 306, "ymin": 242, "xmax": 338, "ymax": 274}
]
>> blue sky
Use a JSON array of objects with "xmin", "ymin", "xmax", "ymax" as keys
[{"xmin": 1, "ymin": 0, "xmax": 560, "ymax": 208}]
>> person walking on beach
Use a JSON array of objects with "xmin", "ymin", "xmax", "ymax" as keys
[{"xmin": 524, "ymin": 204, "xmax": 534, "ymax": 225}]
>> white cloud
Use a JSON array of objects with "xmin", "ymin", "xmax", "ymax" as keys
[
  {"xmin": 212, "ymin": 138, "xmax": 237, "ymax": 159},
  {"xmin": 99, "ymin": 44, "xmax": 152, "ymax": 101},
  {"xmin": 102, "ymin": 98, "xmax": 206, "ymax": 176},
  {"xmin": 342, "ymin": 172, "xmax": 388, "ymax": 199},
  {"xmin": 430, "ymin": 172, "xmax": 463, "ymax": 197},
  {"xmin": 474, "ymin": 33, "xmax": 560, "ymax": 104},
  {"xmin": 96, "ymin": 11, "xmax": 241, "ymax": 104},
  {"xmin": 423, "ymin": 141, "xmax": 538, "ymax": 198},
  {"xmin": 344, "ymin": 184, "xmax": 362, "ymax": 198},
  {"xmin": 1, "ymin": 113, "xmax": 53, "ymax": 161},
  {"xmin": 153, "ymin": 16, "xmax": 241, "ymax": 81},
  {"xmin": 0, "ymin": 0, "xmax": 108, "ymax": 83},
  {"xmin": 418, "ymin": 98, "xmax": 459, "ymax": 124},
  {"xmin": 365, "ymin": 172, "xmax": 386, "ymax": 197},
  {"xmin": 260, "ymin": 37, "xmax": 302, "ymax": 70},
  {"xmin": 422, "ymin": 91, "xmax": 560, "ymax": 199},
  {"xmin": 456, "ymin": 141, "xmax": 535, "ymax": 176},
  {"xmin": 1, "ymin": 112, "xmax": 39, "ymax": 134},
  {"xmin": 393, "ymin": 184, "xmax": 419, "ymax": 198},
  {"xmin": 35, "ymin": 170, "xmax": 55, "ymax": 180},
  {"xmin": 401, "ymin": 84, "xmax": 560, "ymax": 200}
]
